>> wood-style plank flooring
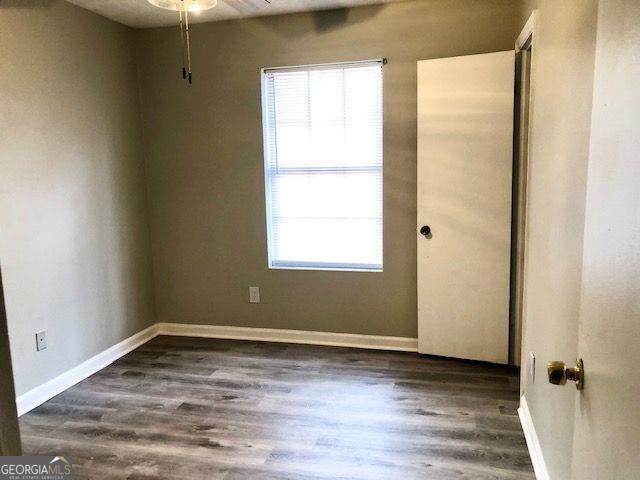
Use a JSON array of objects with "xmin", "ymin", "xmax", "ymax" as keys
[{"xmin": 20, "ymin": 336, "xmax": 534, "ymax": 479}]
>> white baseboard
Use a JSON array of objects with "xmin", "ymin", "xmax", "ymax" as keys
[
  {"xmin": 16, "ymin": 324, "xmax": 160, "ymax": 416},
  {"xmin": 16, "ymin": 322, "xmax": 417, "ymax": 416},
  {"xmin": 518, "ymin": 395, "xmax": 551, "ymax": 480},
  {"xmin": 157, "ymin": 322, "xmax": 418, "ymax": 352}
]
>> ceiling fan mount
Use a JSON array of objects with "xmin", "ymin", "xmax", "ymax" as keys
[{"xmin": 147, "ymin": 0, "xmax": 218, "ymax": 13}]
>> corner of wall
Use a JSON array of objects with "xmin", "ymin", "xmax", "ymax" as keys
[{"xmin": 132, "ymin": 28, "xmax": 160, "ymax": 329}]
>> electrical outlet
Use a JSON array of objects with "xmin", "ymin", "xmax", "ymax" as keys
[
  {"xmin": 249, "ymin": 286, "xmax": 260, "ymax": 304},
  {"xmin": 36, "ymin": 330, "xmax": 47, "ymax": 351},
  {"xmin": 529, "ymin": 352, "xmax": 536, "ymax": 383}
]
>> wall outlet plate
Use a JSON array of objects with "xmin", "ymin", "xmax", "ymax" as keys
[
  {"xmin": 249, "ymin": 286, "xmax": 260, "ymax": 304},
  {"xmin": 36, "ymin": 330, "xmax": 47, "ymax": 351}
]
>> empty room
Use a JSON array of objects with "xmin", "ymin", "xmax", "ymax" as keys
[{"xmin": 0, "ymin": 0, "xmax": 638, "ymax": 479}]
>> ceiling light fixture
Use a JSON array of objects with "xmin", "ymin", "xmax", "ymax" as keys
[{"xmin": 146, "ymin": 0, "xmax": 219, "ymax": 84}]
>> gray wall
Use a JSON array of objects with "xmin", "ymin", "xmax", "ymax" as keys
[
  {"xmin": 0, "ymin": 0, "xmax": 155, "ymax": 396},
  {"xmin": 517, "ymin": 1, "xmax": 598, "ymax": 479},
  {"xmin": 136, "ymin": 0, "xmax": 523, "ymax": 338}
]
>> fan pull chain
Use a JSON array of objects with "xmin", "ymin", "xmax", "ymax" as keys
[
  {"xmin": 178, "ymin": 0, "xmax": 187, "ymax": 80},
  {"xmin": 184, "ymin": 2, "xmax": 193, "ymax": 84}
]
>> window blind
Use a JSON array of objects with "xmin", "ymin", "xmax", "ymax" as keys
[{"xmin": 262, "ymin": 61, "xmax": 383, "ymax": 271}]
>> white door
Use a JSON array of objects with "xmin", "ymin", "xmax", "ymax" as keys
[
  {"xmin": 417, "ymin": 51, "xmax": 514, "ymax": 364},
  {"xmin": 570, "ymin": 2, "xmax": 640, "ymax": 477}
]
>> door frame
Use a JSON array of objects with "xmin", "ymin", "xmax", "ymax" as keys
[
  {"xmin": 510, "ymin": 11, "xmax": 537, "ymax": 371},
  {"xmin": 0, "ymin": 265, "xmax": 22, "ymax": 455}
]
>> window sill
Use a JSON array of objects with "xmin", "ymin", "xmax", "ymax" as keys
[{"xmin": 268, "ymin": 265, "xmax": 382, "ymax": 273}]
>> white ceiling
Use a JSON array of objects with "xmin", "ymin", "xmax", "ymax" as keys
[{"xmin": 66, "ymin": 0, "xmax": 407, "ymax": 29}]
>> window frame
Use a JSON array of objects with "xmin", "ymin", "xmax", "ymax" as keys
[{"xmin": 260, "ymin": 59, "xmax": 384, "ymax": 273}]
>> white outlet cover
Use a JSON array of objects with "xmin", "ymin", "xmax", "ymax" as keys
[
  {"xmin": 36, "ymin": 330, "xmax": 47, "ymax": 351},
  {"xmin": 249, "ymin": 286, "xmax": 260, "ymax": 304}
]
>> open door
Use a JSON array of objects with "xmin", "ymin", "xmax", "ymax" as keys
[
  {"xmin": 417, "ymin": 51, "xmax": 515, "ymax": 364},
  {"xmin": 570, "ymin": 2, "xmax": 640, "ymax": 477}
]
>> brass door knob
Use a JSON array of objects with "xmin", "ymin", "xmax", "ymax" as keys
[{"xmin": 547, "ymin": 359, "xmax": 584, "ymax": 390}]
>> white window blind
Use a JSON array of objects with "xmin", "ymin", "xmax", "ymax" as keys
[{"xmin": 262, "ymin": 61, "xmax": 383, "ymax": 271}]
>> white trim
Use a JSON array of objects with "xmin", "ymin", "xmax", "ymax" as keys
[
  {"xmin": 16, "ymin": 324, "xmax": 160, "ymax": 416},
  {"xmin": 15, "ymin": 323, "xmax": 417, "ymax": 416},
  {"xmin": 516, "ymin": 10, "xmax": 537, "ymax": 51},
  {"xmin": 157, "ymin": 323, "xmax": 418, "ymax": 352},
  {"xmin": 518, "ymin": 395, "xmax": 551, "ymax": 480},
  {"xmin": 269, "ymin": 263, "xmax": 382, "ymax": 273}
]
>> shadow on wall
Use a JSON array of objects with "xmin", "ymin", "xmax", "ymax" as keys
[
  {"xmin": 249, "ymin": 5, "xmax": 387, "ymax": 37},
  {"xmin": 312, "ymin": 8, "xmax": 351, "ymax": 31},
  {"xmin": 313, "ymin": 5, "xmax": 386, "ymax": 32}
]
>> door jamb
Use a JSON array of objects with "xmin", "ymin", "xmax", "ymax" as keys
[
  {"xmin": 510, "ymin": 10, "xmax": 537, "ymax": 372},
  {"xmin": 516, "ymin": 11, "xmax": 536, "ymax": 51}
]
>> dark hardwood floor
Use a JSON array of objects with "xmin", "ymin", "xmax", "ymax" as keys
[{"xmin": 20, "ymin": 336, "xmax": 534, "ymax": 479}]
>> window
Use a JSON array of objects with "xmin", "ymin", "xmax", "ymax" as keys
[{"xmin": 261, "ymin": 60, "xmax": 383, "ymax": 271}]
